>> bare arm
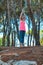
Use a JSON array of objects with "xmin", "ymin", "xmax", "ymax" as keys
[{"xmin": 20, "ymin": 11, "xmax": 25, "ymax": 20}]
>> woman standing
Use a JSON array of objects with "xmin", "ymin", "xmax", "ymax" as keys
[{"xmin": 19, "ymin": 12, "xmax": 26, "ymax": 47}]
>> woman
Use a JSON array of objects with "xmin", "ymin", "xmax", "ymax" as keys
[{"xmin": 19, "ymin": 12, "xmax": 26, "ymax": 47}]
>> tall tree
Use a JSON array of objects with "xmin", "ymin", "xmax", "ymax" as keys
[
  {"xmin": 2, "ymin": 14, "xmax": 6, "ymax": 46},
  {"xmin": 6, "ymin": 0, "xmax": 10, "ymax": 46},
  {"xmin": 10, "ymin": 0, "xmax": 21, "ymax": 41},
  {"xmin": 27, "ymin": 0, "xmax": 40, "ymax": 45}
]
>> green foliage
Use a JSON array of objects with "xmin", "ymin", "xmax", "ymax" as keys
[
  {"xmin": 41, "ymin": 0, "xmax": 43, "ymax": 3},
  {"xmin": 22, "ymin": 0, "xmax": 25, "ymax": 7},
  {"xmin": 0, "ymin": 38, "xmax": 2, "ymax": 46},
  {"xmin": 40, "ymin": 30, "xmax": 43, "ymax": 34},
  {"xmin": 26, "ymin": 29, "xmax": 33, "ymax": 35},
  {"xmin": 40, "ymin": 30, "xmax": 43, "ymax": 46},
  {"xmin": 40, "ymin": 37, "xmax": 43, "ymax": 46},
  {"xmin": 16, "ymin": 6, "xmax": 21, "ymax": 16},
  {"xmin": 41, "ymin": 11, "xmax": 43, "ymax": 18}
]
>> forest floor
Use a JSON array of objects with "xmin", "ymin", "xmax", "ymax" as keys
[{"xmin": 0, "ymin": 46, "xmax": 43, "ymax": 65}]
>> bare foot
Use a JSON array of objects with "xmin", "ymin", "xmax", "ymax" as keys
[{"xmin": 20, "ymin": 44, "xmax": 23, "ymax": 47}]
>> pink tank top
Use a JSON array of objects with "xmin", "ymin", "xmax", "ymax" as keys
[{"xmin": 19, "ymin": 20, "xmax": 25, "ymax": 31}]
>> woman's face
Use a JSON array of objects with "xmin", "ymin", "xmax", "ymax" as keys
[{"xmin": 22, "ymin": 16, "xmax": 25, "ymax": 21}]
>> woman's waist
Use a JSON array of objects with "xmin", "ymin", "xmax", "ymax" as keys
[{"xmin": 19, "ymin": 28, "xmax": 25, "ymax": 31}]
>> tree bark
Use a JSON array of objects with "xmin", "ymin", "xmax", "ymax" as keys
[
  {"xmin": 6, "ymin": 0, "xmax": 10, "ymax": 46},
  {"xmin": 10, "ymin": 0, "xmax": 20, "ymax": 41},
  {"xmin": 2, "ymin": 15, "xmax": 6, "ymax": 46},
  {"xmin": 27, "ymin": 0, "xmax": 40, "ymax": 45}
]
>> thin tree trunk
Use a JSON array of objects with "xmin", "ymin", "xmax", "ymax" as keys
[
  {"xmin": 27, "ymin": 18, "xmax": 30, "ymax": 46},
  {"xmin": 36, "ymin": 10, "xmax": 40, "ymax": 45},
  {"xmin": 6, "ymin": 0, "xmax": 10, "ymax": 46},
  {"xmin": 12, "ymin": 32, "xmax": 13, "ymax": 46},
  {"xmin": 2, "ymin": 15, "xmax": 6, "ymax": 46}
]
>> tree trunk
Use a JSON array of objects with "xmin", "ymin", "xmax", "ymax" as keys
[
  {"xmin": 2, "ymin": 15, "xmax": 6, "ymax": 46},
  {"xmin": 27, "ymin": 18, "xmax": 30, "ymax": 46},
  {"xmin": 6, "ymin": 0, "xmax": 10, "ymax": 46},
  {"xmin": 27, "ymin": 0, "xmax": 40, "ymax": 45},
  {"xmin": 10, "ymin": 0, "xmax": 20, "ymax": 41},
  {"xmin": 36, "ymin": 10, "xmax": 40, "ymax": 45},
  {"xmin": 12, "ymin": 32, "xmax": 15, "ymax": 46}
]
